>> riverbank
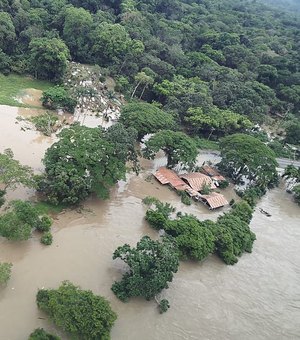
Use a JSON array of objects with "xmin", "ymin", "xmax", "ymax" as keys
[{"xmin": 0, "ymin": 74, "xmax": 51, "ymax": 108}]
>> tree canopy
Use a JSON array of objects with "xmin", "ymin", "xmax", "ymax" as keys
[
  {"xmin": 218, "ymin": 133, "xmax": 278, "ymax": 189},
  {"xmin": 112, "ymin": 236, "xmax": 179, "ymax": 304},
  {"xmin": 0, "ymin": 149, "xmax": 34, "ymax": 191},
  {"xmin": 119, "ymin": 102, "xmax": 177, "ymax": 141},
  {"xmin": 39, "ymin": 124, "xmax": 138, "ymax": 205},
  {"xmin": 144, "ymin": 197, "xmax": 256, "ymax": 265},
  {"xmin": 36, "ymin": 281, "xmax": 117, "ymax": 340},
  {"xmin": 0, "ymin": 0, "xmax": 300, "ymax": 134},
  {"xmin": 29, "ymin": 38, "xmax": 70, "ymax": 81},
  {"xmin": 143, "ymin": 130, "xmax": 198, "ymax": 169},
  {"xmin": 0, "ymin": 200, "xmax": 52, "ymax": 241}
]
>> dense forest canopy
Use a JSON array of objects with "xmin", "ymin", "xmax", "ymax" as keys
[{"xmin": 0, "ymin": 0, "xmax": 299, "ymax": 126}]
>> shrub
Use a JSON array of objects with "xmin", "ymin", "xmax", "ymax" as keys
[
  {"xmin": 28, "ymin": 328, "xmax": 60, "ymax": 340},
  {"xmin": 218, "ymin": 180, "xmax": 229, "ymax": 189},
  {"xmin": 41, "ymin": 232, "xmax": 53, "ymax": 245},
  {"xmin": 42, "ymin": 86, "xmax": 76, "ymax": 113},
  {"xmin": 159, "ymin": 299, "xmax": 170, "ymax": 314},
  {"xmin": 0, "ymin": 262, "xmax": 12, "ymax": 284},
  {"xmin": 177, "ymin": 191, "xmax": 192, "ymax": 205},
  {"xmin": 36, "ymin": 216, "xmax": 52, "ymax": 232},
  {"xmin": 0, "ymin": 200, "xmax": 52, "ymax": 241}
]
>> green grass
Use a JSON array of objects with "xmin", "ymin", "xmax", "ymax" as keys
[
  {"xmin": 34, "ymin": 201, "xmax": 67, "ymax": 215},
  {"xmin": 0, "ymin": 73, "xmax": 52, "ymax": 108}
]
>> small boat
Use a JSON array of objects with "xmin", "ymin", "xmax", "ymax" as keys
[{"xmin": 259, "ymin": 208, "xmax": 272, "ymax": 217}]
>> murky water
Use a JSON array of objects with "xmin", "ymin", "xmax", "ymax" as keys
[{"xmin": 0, "ymin": 105, "xmax": 300, "ymax": 340}]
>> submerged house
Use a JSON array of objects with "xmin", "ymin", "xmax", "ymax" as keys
[
  {"xmin": 201, "ymin": 165, "xmax": 226, "ymax": 185},
  {"xmin": 180, "ymin": 173, "xmax": 216, "ymax": 191},
  {"xmin": 154, "ymin": 167, "xmax": 228, "ymax": 210},
  {"xmin": 153, "ymin": 167, "xmax": 189, "ymax": 191}
]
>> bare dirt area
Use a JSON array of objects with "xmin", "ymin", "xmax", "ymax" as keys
[{"xmin": 15, "ymin": 88, "xmax": 44, "ymax": 108}]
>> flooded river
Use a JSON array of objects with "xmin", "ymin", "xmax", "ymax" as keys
[{"xmin": 0, "ymin": 105, "xmax": 300, "ymax": 340}]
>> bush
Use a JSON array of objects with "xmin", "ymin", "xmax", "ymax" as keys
[
  {"xmin": 0, "ymin": 200, "xmax": 52, "ymax": 241},
  {"xmin": 36, "ymin": 216, "xmax": 52, "ymax": 232},
  {"xmin": 42, "ymin": 86, "xmax": 76, "ymax": 113},
  {"xmin": 36, "ymin": 281, "xmax": 117, "ymax": 340},
  {"xmin": 30, "ymin": 112, "xmax": 59, "ymax": 136},
  {"xmin": 177, "ymin": 191, "xmax": 192, "ymax": 205},
  {"xmin": 41, "ymin": 232, "xmax": 53, "ymax": 245},
  {"xmin": 0, "ymin": 262, "xmax": 12, "ymax": 284},
  {"xmin": 28, "ymin": 328, "xmax": 60, "ymax": 340},
  {"xmin": 159, "ymin": 299, "xmax": 170, "ymax": 314},
  {"xmin": 218, "ymin": 180, "xmax": 229, "ymax": 189}
]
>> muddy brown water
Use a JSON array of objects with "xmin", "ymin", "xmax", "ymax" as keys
[{"xmin": 0, "ymin": 105, "xmax": 300, "ymax": 340}]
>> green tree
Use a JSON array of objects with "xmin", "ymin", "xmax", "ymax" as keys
[
  {"xmin": 164, "ymin": 215, "xmax": 216, "ymax": 261},
  {"xmin": 112, "ymin": 236, "xmax": 179, "ymax": 305},
  {"xmin": 0, "ymin": 11, "xmax": 16, "ymax": 53},
  {"xmin": 0, "ymin": 48, "xmax": 11, "ymax": 75},
  {"xmin": 285, "ymin": 123, "xmax": 300, "ymax": 145},
  {"xmin": 0, "ymin": 200, "xmax": 52, "ymax": 241},
  {"xmin": 185, "ymin": 106, "xmax": 252, "ymax": 137},
  {"xmin": 39, "ymin": 124, "xmax": 137, "ymax": 205},
  {"xmin": 29, "ymin": 38, "xmax": 70, "ymax": 81},
  {"xmin": 0, "ymin": 262, "xmax": 12, "ymax": 284},
  {"xmin": 143, "ymin": 130, "xmax": 198, "ymax": 169},
  {"xmin": 28, "ymin": 328, "xmax": 60, "ymax": 340},
  {"xmin": 42, "ymin": 86, "xmax": 76, "ymax": 113},
  {"xmin": 0, "ymin": 149, "xmax": 34, "ymax": 191},
  {"xmin": 91, "ymin": 23, "xmax": 131, "ymax": 65},
  {"xmin": 63, "ymin": 7, "xmax": 93, "ymax": 62},
  {"xmin": 218, "ymin": 134, "xmax": 278, "ymax": 189},
  {"xmin": 36, "ymin": 281, "xmax": 117, "ymax": 340},
  {"xmin": 293, "ymin": 185, "xmax": 300, "ymax": 204},
  {"xmin": 215, "ymin": 211, "xmax": 256, "ymax": 265},
  {"xmin": 131, "ymin": 71, "xmax": 154, "ymax": 99},
  {"xmin": 119, "ymin": 102, "xmax": 176, "ymax": 141}
]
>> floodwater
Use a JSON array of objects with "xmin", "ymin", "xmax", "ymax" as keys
[{"xmin": 0, "ymin": 105, "xmax": 300, "ymax": 340}]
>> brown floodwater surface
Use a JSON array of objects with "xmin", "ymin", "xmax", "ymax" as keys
[{"xmin": 0, "ymin": 105, "xmax": 300, "ymax": 340}]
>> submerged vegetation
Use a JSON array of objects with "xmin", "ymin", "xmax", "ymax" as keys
[
  {"xmin": 144, "ymin": 197, "xmax": 256, "ymax": 265},
  {"xmin": 36, "ymin": 281, "xmax": 117, "ymax": 340},
  {"xmin": 0, "ymin": 0, "xmax": 300, "ymax": 336}
]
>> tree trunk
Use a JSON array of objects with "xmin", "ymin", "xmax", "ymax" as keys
[
  {"xmin": 139, "ymin": 84, "xmax": 147, "ymax": 99},
  {"xmin": 131, "ymin": 81, "xmax": 141, "ymax": 99}
]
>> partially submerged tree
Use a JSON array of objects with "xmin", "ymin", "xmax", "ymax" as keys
[
  {"xmin": 36, "ymin": 281, "xmax": 117, "ymax": 340},
  {"xmin": 143, "ymin": 130, "xmax": 198, "ymax": 169},
  {"xmin": 112, "ymin": 236, "xmax": 179, "ymax": 309},
  {"xmin": 0, "ymin": 200, "xmax": 52, "ymax": 241},
  {"xmin": 218, "ymin": 134, "xmax": 278, "ymax": 189},
  {"xmin": 119, "ymin": 102, "xmax": 177, "ymax": 141},
  {"xmin": 39, "ymin": 124, "xmax": 138, "ymax": 205},
  {"xmin": 0, "ymin": 149, "xmax": 34, "ymax": 191},
  {"xmin": 144, "ymin": 198, "xmax": 256, "ymax": 265},
  {"xmin": 164, "ymin": 215, "xmax": 216, "ymax": 261},
  {"xmin": 28, "ymin": 328, "xmax": 60, "ymax": 340}
]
